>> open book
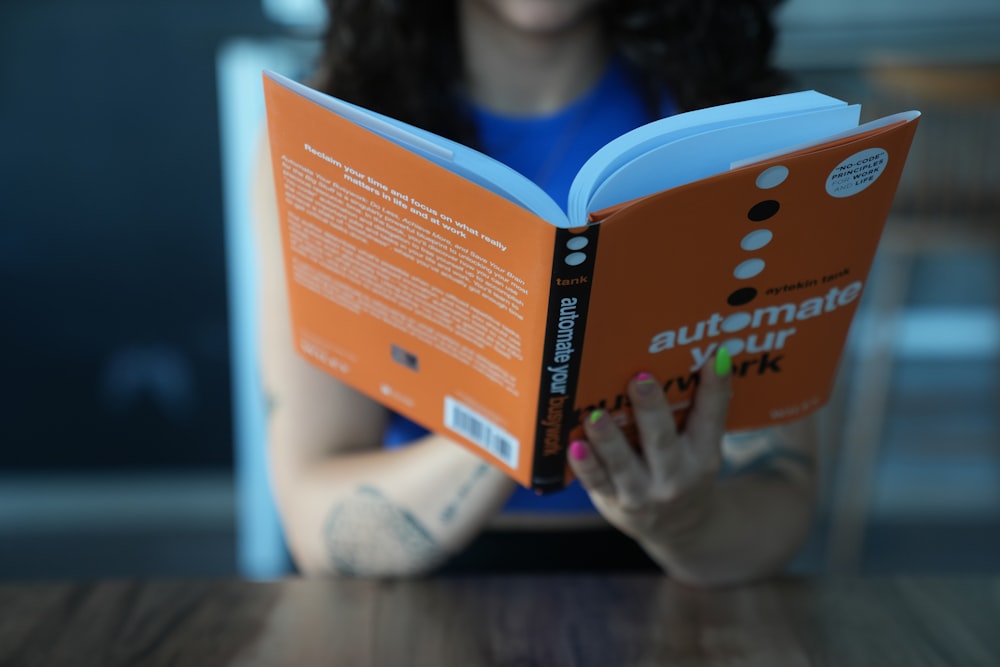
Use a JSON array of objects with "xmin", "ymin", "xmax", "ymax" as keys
[{"xmin": 262, "ymin": 70, "xmax": 920, "ymax": 491}]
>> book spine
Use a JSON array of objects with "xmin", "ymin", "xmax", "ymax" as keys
[{"xmin": 530, "ymin": 225, "xmax": 601, "ymax": 493}]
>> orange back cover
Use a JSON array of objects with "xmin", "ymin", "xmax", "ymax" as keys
[{"xmin": 264, "ymin": 76, "xmax": 558, "ymax": 487}]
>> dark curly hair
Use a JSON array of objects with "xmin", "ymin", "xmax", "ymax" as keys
[{"xmin": 312, "ymin": 0, "xmax": 787, "ymax": 144}]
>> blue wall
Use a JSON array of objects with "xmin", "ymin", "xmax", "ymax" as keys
[{"xmin": 0, "ymin": 1, "xmax": 278, "ymax": 470}]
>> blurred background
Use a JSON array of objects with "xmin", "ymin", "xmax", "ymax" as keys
[{"xmin": 1, "ymin": 0, "xmax": 997, "ymax": 580}]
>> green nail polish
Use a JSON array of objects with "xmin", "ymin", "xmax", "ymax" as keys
[
  {"xmin": 714, "ymin": 346, "xmax": 732, "ymax": 376},
  {"xmin": 588, "ymin": 410, "xmax": 604, "ymax": 425}
]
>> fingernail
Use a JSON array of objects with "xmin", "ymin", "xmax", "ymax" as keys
[
  {"xmin": 569, "ymin": 440, "xmax": 588, "ymax": 461},
  {"xmin": 634, "ymin": 372, "xmax": 659, "ymax": 396},
  {"xmin": 588, "ymin": 410, "xmax": 606, "ymax": 426},
  {"xmin": 714, "ymin": 346, "xmax": 732, "ymax": 377}
]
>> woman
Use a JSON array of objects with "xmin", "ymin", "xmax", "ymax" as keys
[{"xmin": 253, "ymin": 0, "xmax": 819, "ymax": 586}]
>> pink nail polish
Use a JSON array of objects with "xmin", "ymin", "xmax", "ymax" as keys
[
  {"xmin": 634, "ymin": 371, "xmax": 658, "ymax": 395},
  {"xmin": 569, "ymin": 440, "xmax": 588, "ymax": 461}
]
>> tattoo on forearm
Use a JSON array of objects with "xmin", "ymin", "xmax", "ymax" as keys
[
  {"xmin": 439, "ymin": 463, "xmax": 490, "ymax": 524},
  {"xmin": 323, "ymin": 486, "xmax": 441, "ymax": 576}
]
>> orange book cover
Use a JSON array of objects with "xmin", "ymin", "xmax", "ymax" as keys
[{"xmin": 261, "ymin": 71, "xmax": 920, "ymax": 492}]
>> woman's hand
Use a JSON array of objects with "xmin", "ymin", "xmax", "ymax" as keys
[{"xmin": 567, "ymin": 350, "xmax": 733, "ymax": 551}]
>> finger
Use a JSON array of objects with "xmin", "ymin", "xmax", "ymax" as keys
[
  {"xmin": 566, "ymin": 440, "xmax": 615, "ymax": 499},
  {"xmin": 684, "ymin": 347, "xmax": 733, "ymax": 469},
  {"xmin": 627, "ymin": 372, "xmax": 683, "ymax": 481},
  {"xmin": 582, "ymin": 409, "xmax": 649, "ymax": 507}
]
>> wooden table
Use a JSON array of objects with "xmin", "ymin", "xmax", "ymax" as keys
[{"xmin": 1, "ymin": 575, "xmax": 997, "ymax": 666}]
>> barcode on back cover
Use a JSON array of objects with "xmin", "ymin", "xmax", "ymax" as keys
[{"xmin": 444, "ymin": 397, "xmax": 519, "ymax": 469}]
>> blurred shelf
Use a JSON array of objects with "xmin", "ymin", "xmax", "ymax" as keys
[{"xmin": 0, "ymin": 471, "xmax": 237, "ymax": 580}]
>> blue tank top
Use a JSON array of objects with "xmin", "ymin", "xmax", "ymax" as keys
[{"xmin": 386, "ymin": 58, "xmax": 675, "ymax": 512}]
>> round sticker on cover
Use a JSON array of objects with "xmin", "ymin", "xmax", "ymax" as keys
[{"xmin": 826, "ymin": 147, "xmax": 889, "ymax": 198}]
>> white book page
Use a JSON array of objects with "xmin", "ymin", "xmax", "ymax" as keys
[
  {"xmin": 731, "ymin": 110, "xmax": 922, "ymax": 168},
  {"xmin": 566, "ymin": 90, "xmax": 851, "ymax": 222},
  {"xmin": 578, "ymin": 104, "xmax": 862, "ymax": 218}
]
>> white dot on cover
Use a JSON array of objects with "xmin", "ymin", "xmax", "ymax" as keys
[
  {"xmin": 741, "ymin": 229, "xmax": 773, "ymax": 251},
  {"xmin": 756, "ymin": 166, "xmax": 789, "ymax": 189},
  {"xmin": 566, "ymin": 236, "xmax": 589, "ymax": 250},
  {"xmin": 564, "ymin": 252, "xmax": 587, "ymax": 266},
  {"xmin": 734, "ymin": 259, "xmax": 765, "ymax": 279}
]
